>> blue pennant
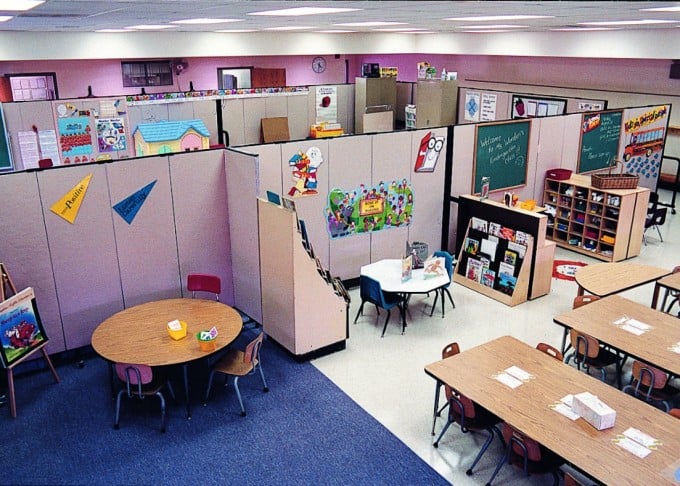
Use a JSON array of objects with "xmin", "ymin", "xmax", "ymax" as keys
[{"xmin": 113, "ymin": 180, "xmax": 157, "ymax": 224}]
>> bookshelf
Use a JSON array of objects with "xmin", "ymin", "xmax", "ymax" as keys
[
  {"xmin": 258, "ymin": 199, "xmax": 348, "ymax": 357},
  {"xmin": 542, "ymin": 174, "xmax": 649, "ymax": 262},
  {"xmin": 455, "ymin": 195, "xmax": 555, "ymax": 304}
]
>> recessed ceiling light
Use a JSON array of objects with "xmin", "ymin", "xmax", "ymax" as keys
[
  {"xmin": 459, "ymin": 25, "xmax": 528, "ymax": 29},
  {"xmin": 214, "ymin": 29, "xmax": 258, "ymax": 33},
  {"xmin": 445, "ymin": 15, "xmax": 553, "ymax": 21},
  {"xmin": 335, "ymin": 21, "xmax": 406, "ymax": 27},
  {"xmin": 171, "ymin": 18, "xmax": 243, "ymax": 25},
  {"xmin": 579, "ymin": 19, "xmax": 678, "ymax": 26},
  {"xmin": 640, "ymin": 6, "xmax": 680, "ymax": 12},
  {"xmin": 0, "ymin": 15, "xmax": 12, "ymax": 22},
  {"xmin": 249, "ymin": 7, "xmax": 360, "ymax": 16},
  {"xmin": 0, "ymin": 0, "xmax": 43, "ymax": 11},
  {"xmin": 126, "ymin": 25, "xmax": 176, "ymax": 30},
  {"xmin": 264, "ymin": 26, "xmax": 313, "ymax": 31}
]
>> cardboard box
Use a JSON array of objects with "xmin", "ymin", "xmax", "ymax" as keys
[{"xmin": 572, "ymin": 391, "xmax": 616, "ymax": 430}]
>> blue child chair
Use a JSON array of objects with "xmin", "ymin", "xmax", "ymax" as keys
[
  {"xmin": 429, "ymin": 250, "xmax": 456, "ymax": 317},
  {"xmin": 353, "ymin": 275, "xmax": 405, "ymax": 337}
]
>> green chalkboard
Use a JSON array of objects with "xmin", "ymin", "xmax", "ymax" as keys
[
  {"xmin": 473, "ymin": 119, "xmax": 530, "ymax": 194},
  {"xmin": 577, "ymin": 110, "xmax": 622, "ymax": 173},
  {"xmin": 0, "ymin": 105, "xmax": 12, "ymax": 171}
]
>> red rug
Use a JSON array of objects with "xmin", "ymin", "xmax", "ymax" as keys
[{"xmin": 552, "ymin": 260, "xmax": 588, "ymax": 281}]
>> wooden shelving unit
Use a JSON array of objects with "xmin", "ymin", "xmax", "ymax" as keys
[
  {"xmin": 542, "ymin": 174, "xmax": 649, "ymax": 262},
  {"xmin": 258, "ymin": 199, "xmax": 347, "ymax": 357}
]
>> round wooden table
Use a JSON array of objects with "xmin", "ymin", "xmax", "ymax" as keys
[
  {"xmin": 574, "ymin": 262, "xmax": 670, "ymax": 298},
  {"xmin": 92, "ymin": 298, "xmax": 243, "ymax": 418}
]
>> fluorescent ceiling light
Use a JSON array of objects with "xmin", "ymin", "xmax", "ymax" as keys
[
  {"xmin": 552, "ymin": 27, "xmax": 619, "ymax": 32},
  {"xmin": 460, "ymin": 29, "xmax": 522, "ymax": 33},
  {"xmin": 126, "ymin": 25, "xmax": 176, "ymax": 30},
  {"xmin": 95, "ymin": 29, "xmax": 129, "ymax": 33},
  {"xmin": 214, "ymin": 29, "xmax": 257, "ymax": 33},
  {"xmin": 314, "ymin": 30, "xmax": 357, "ymax": 33},
  {"xmin": 249, "ymin": 7, "xmax": 360, "ymax": 16},
  {"xmin": 0, "ymin": 0, "xmax": 43, "ymax": 11},
  {"xmin": 579, "ymin": 19, "xmax": 678, "ymax": 26},
  {"xmin": 445, "ymin": 15, "xmax": 553, "ymax": 21},
  {"xmin": 374, "ymin": 28, "xmax": 426, "ymax": 32},
  {"xmin": 459, "ymin": 24, "xmax": 528, "ymax": 29},
  {"xmin": 0, "ymin": 15, "xmax": 12, "ymax": 22},
  {"xmin": 171, "ymin": 18, "xmax": 243, "ymax": 25},
  {"xmin": 335, "ymin": 21, "xmax": 406, "ymax": 27},
  {"xmin": 640, "ymin": 6, "xmax": 680, "ymax": 12},
  {"xmin": 264, "ymin": 26, "xmax": 313, "ymax": 31}
]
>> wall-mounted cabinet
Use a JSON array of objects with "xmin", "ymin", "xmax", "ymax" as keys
[{"xmin": 543, "ymin": 174, "xmax": 649, "ymax": 262}]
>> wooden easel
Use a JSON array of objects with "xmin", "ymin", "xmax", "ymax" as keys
[{"xmin": 0, "ymin": 263, "xmax": 60, "ymax": 418}]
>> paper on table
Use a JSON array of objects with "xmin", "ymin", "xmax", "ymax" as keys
[
  {"xmin": 560, "ymin": 394, "xmax": 574, "ymax": 407},
  {"xmin": 494, "ymin": 372, "xmax": 523, "ymax": 389},
  {"xmin": 613, "ymin": 316, "xmax": 629, "ymax": 325},
  {"xmin": 620, "ymin": 324, "xmax": 647, "ymax": 336},
  {"xmin": 624, "ymin": 318, "xmax": 651, "ymax": 331},
  {"xmin": 612, "ymin": 436, "xmax": 653, "ymax": 458},
  {"xmin": 623, "ymin": 427, "xmax": 662, "ymax": 450},
  {"xmin": 550, "ymin": 402, "xmax": 580, "ymax": 420},
  {"xmin": 167, "ymin": 319, "xmax": 182, "ymax": 331},
  {"xmin": 504, "ymin": 365, "xmax": 533, "ymax": 382},
  {"xmin": 669, "ymin": 342, "xmax": 680, "ymax": 354}
]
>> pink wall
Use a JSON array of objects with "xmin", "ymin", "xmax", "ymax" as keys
[{"xmin": 1, "ymin": 54, "xmax": 677, "ymax": 100}]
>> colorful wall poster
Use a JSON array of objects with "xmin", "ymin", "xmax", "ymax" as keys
[
  {"xmin": 113, "ymin": 180, "xmax": 157, "ymax": 224},
  {"xmin": 621, "ymin": 105, "xmax": 669, "ymax": 189},
  {"xmin": 96, "ymin": 117, "xmax": 127, "ymax": 152},
  {"xmin": 0, "ymin": 287, "xmax": 48, "ymax": 368},
  {"xmin": 325, "ymin": 179, "xmax": 414, "ymax": 238},
  {"xmin": 57, "ymin": 116, "xmax": 94, "ymax": 163},
  {"xmin": 287, "ymin": 146, "xmax": 323, "ymax": 197},
  {"xmin": 315, "ymin": 85, "xmax": 337, "ymax": 124},
  {"xmin": 50, "ymin": 173, "xmax": 93, "ymax": 224},
  {"xmin": 414, "ymin": 131, "xmax": 444, "ymax": 172},
  {"xmin": 464, "ymin": 91, "xmax": 480, "ymax": 122}
]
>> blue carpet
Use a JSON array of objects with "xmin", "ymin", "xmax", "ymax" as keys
[{"xmin": 2, "ymin": 329, "xmax": 448, "ymax": 485}]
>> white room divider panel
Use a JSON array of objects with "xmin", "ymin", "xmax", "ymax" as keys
[
  {"xmin": 106, "ymin": 156, "xmax": 182, "ymax": 308},
  {"xmin": 0, "ymin": 171, "xmax": 65, "ymax": 354},
  {"xmin": 37, "ymin": 164, "xmax": 124, "ymax": 349}
]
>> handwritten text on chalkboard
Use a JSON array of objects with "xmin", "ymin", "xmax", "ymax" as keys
[{"xmin": 479, "ymin": 129, "xmax": 527, "ymax": 167}]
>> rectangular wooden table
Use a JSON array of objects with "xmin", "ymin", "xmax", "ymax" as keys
[
  {"xmin": 574, "ymin": 262, "xmax": 670, "ymax": 297},
  {"xmin": 652, "ymin": 271, "xmax": 680, "ymax": 311},
  {"xmin": 553, "ymin": 295, "xmax": 680, "ymax": 377},
  {"xmin": 424, "ymin": 336, "xmax": 680, "ymax": 485}
]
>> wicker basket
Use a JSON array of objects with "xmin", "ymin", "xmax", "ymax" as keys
[{"xmin": 591, "ymin": 160, "xmax": 639, "ymax": 190}]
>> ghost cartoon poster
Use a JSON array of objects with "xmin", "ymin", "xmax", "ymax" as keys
[
  {"xmin": 326, "ymin": 179, "xmax": 414, "ymax": 238},
  {"xmin": 414, "ymin": 131, "xmax": 444, "ymax": 173},
  {"xmin": 287, "ymin": 146, "xmax": 323, "ymax": 197}
]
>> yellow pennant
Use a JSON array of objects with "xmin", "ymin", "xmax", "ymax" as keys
[{"xmin": 50, "ymin": 173, "xmax": 93, "ymax": 224}]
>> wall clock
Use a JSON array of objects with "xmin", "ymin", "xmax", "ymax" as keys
[{"xmin": 312, "ymin": 56, "xmax": 327, "ymax": 73}]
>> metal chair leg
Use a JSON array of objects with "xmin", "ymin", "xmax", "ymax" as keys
[
  {"xmin": 467, "ymin": 427, "xmax": 495, "ymax": 475},
  {"xmin": 429, "ymin": 291, "xmax": 440, "ymax": 317},
  {"xmin": 233, "ymin": 376, "xmax": 246, "ymax": 417}
]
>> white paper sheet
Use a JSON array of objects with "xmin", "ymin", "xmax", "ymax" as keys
[
  {"xmin": 494, "ymin": 372, "xmax": 523, "ymax": 389},
  {"xmin": 623, "ymin": 427, "xmax": 661, "ymax": 450},
  {"xmin": 551, "ymin": 402, "xmax": 580, "ymax": 420},
  {"xmin": 504, "ymin": 365, "xmax": 533, "ymax": 382},
  {"xmin": 613, "ymin": 436, "xmax": 652, "ymax": 458}
]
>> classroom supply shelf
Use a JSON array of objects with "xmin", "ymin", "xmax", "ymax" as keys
[
  {"xmin": 542, "ymin": 174, "xmax": 649, "ymax": 262},
  {"xmin": 258, "ymin": 199, "xmax": 348, "ymax": 357}
]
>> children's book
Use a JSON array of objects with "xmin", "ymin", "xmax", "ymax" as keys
[
  {"xmin": 515, "ymin": 230, "xmax": 530, "ymax": 246},
  {"xmin": 498, "ymin": 273, "xmax": 517, "ymax": 295},
  {"xmin": 465, "ymin": 237, "xmax": 479, "ymax": 255},
  {"xmin": 507, "ymin": 240, "xmax": 526, "ymax": 259},
  {"xmin": 481, "ymin": 269, "xmax": 496, "ymax": 288},
  {"xmin": 401, "ymin": 254, "xmax": 413, "ymax": 283},
  {"xmin": 480, "ymin": 238, "xmax": 498, "ymax": 261},
  {"xmin": 503, "ymin": 250, "xmax": 517, "ymax": 266},
  {"xmin": 466, "ymin": 258, "xmax": 483, "ymax": 283},
  {"xmin": 499, "ymin": 226, "xmax": 516, "ymax": 241},
  {"xmin": 499, "ymin": 261, "xmax": 515, "ymax": 278},
  {"xmin": 423, "ymin": 256, "xmax": 446, "ymax": 279},
  {"xmin": 489, "ymin": 222, "xmax": 501, "ymax": 237},
  {"xmin": 471, "ymin": 217, "xmax": 488, "ymax": 232}
]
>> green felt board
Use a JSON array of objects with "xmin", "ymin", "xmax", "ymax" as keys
[
  {"xmin": 473, "ymin": 120, "xmax": 530, "ymax": 194},
  {"xmin": 577, "ymin": 110, "xmax": 623, "ymax": 173},
  {"xmin": 0, "ymin": 106, "xmax": 12, "ymax": 171}
]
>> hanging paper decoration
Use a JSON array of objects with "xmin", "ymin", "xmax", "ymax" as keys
[
  {"xmin": 113, "ymin": 180, "xmax": 157, "ymax": 224},
  {"xmin": 50, "ymin": 173, "xmax": 93, "ymax": 224}
]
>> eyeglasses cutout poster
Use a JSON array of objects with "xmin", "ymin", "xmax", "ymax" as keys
[{"xmin": 0, "ymin": 287, "xmax": 48, "ymax": 368}]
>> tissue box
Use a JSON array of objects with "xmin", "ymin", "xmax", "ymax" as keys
[{"xmin": 572, "ymin": 392, "xmax": 616, "ymax": 430}]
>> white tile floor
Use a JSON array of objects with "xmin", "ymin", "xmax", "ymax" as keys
[{"xmin": 311, "ymin": 189, "xmax": 680, "ymax": 485}]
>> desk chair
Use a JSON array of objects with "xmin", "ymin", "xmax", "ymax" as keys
[
  {"xmin": 643, "ymin": 193, "xmax": 666, "ymax": 245},
  {"xmin": 114, "ymin": 363, "xmax": 175, "ymax": 433},
  {"xmin": 486, "ymin": 423, "xmax": 564, "ymax": 486},
  {"xmin": 431, "ymin": 342, "xmax": 460, "ymax": 435},
  {"xmin": 670, "ymin": 409, "xmax": 680, "ymax": 419},
  {"xmin": 187, "ymin": 273, "xmax": 221, "ymax": 301},
  {"xmin": 565, "ymin": 330, "xmax": 623, "ymax": 388},
  {"xmin": 622, "ymin": 360, "xmax": 679, "ymax": 412},
  {"xmin": 429, "ymin": 250, "xmax": 456, "ymax": 318},
  {"xmin": 536, "ymin": 342, "xmax": 563, "ymax": 362},
  {"xmin": 203, "ymin": 331, "xmax": 268, "ymax": 417},
  {"xmin": 560, "ymin": 295, "xmax": 601, "ymax": 355},
  {"xmin": 433, "ymin": 389, "xmax": 502, "ymax": 478},
  {"xmin": 660, "ymin": 265, "xmax": 680, "ymax": 316},
  {"xmin": 353, "ymin": 275, "xmax": 405, "ymax": 337}
]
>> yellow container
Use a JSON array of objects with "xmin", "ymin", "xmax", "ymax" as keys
[
  {"xmin": 167, "ymin": 320, "xmax": 187, "ymax": 340},
  {"xmin": 519, "ymin": 199, "xmax": 537, "ymax": 211}
]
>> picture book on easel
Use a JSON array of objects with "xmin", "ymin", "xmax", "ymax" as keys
[{"xmin": 0, "ymin": 287, "xmax": 48, "ymax": 368}]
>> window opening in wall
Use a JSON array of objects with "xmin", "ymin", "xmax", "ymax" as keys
[
  {"xmin": 122, "ymin": 61, "xmax": 173, "ymax": 88},
  {"xmin": 7, "ymin": 73, "xmax": 58, "ymax": 101},
  {"xmin": 217, "ymin": 67, "xmax": 252, "ymax": 90}
]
